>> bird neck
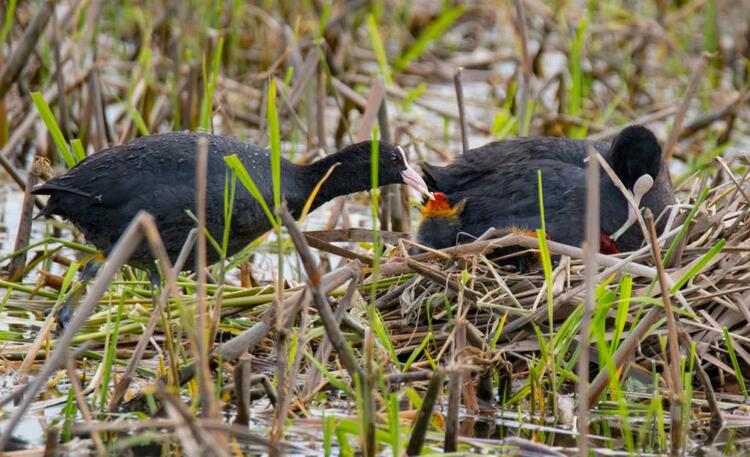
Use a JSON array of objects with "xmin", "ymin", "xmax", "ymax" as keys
[{"xmin": 297, "ymin": 144, "xmax": 380, "ymax": 210}]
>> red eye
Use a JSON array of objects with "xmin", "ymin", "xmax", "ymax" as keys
[{"xmin": 389, "ymin": 154, "xmax": 400, "ymax": 165}]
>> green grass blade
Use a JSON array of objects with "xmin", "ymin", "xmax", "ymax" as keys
[
  {"xmin": 568, "ymin": 17, "xmax": 588, "ymax": 138},
  {"xmin": 323, "ymin": 413, "xmax": 334, "ymax": 457},
  {"xmin": 224, "ymin": 154, "xmax": 276, "ymax": 227},
  {"xmin": 366, "ymin": 14, "xmax": 392, "ymax": 85},
  {"xmin": 611, "ymin": 275, "xmax": 633, "ymax": 353},
  {"xmin": 267, "ymin": 79, "xmax": 282, "ymax": 217},
  {"xmin": 371, "ymin": 308, "xmax": 397, "ymax": 364},
  {"xmin": 126, "ymin": 106, "xmax": 150, "ymax": 136},
  {"xmin": 388, "ymin": 393, "xmax": 400, "ymax": 456},
  {"xmin": 402, "ymin": 331, "xmax": 432, "ymax": 373},
  {"xmin": 722, "ymin": 327, "xmax": 748, "ymax": 399},
  {"xmin": 0, "ymin": 0, "xmax": 17, "ymax": 47},
  {"xmin": 304, "ymin": 350, "xmax": 353, "ymax": 395},
  {"xmin": 489, "ymin": 311, "xmax": 509, "ymax": 350},
  {"xmin": 199, "ymin": 36, "xmax": 224, "ymax": 131},
  {"xmin": 663, "ymin": 185, "xmax": 710, "ymax": 265},
  {"xmin": 394, "ymin": 6, "xmax": 464, "ymax": 73},
  {"xmin": 32, "ymin": 91, "xmax": 76, "ymax": 167},
  {"xmin": 70, "ymin": 139, "xmax": 86, "ymax": 163},
  {"xmin": 100, "ymin": 293, "xmax": 126, "ymax": 410},
  {"xmin": 670, "ymin": 239, "xmax": 725, "ymax": 293},
  {"xmin": 222, "ymin": 172, "xmax": 238, "ymax": 257},
  {"xmin": 59, "ymin": 261, "xmax": 80, "ymax": 298},
  {"xmin": 317, "ymin": 0, "xmax": 332, "ymax": 39}
]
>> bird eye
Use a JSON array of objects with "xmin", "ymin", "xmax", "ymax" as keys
[{"xmin": 389, "ymin": 154, "xmax": 400, "ymax": 165}]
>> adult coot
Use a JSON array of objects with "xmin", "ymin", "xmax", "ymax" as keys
[
  {"xmin": 415, "ymin": 125, "xmax": 674, "ymax": 254},
  {"xmin": 34, "ymin": 131, "xmax": 431, "ymax": 271}
]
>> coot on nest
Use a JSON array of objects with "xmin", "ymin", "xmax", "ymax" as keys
[{"xmin": 415, "ymin": 125, "xmax": 674, "ymax": 255}]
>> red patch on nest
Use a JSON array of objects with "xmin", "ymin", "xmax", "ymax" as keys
[{"xmin": 600, "ymin": 233, "xmax": 619, "ymax": 255}]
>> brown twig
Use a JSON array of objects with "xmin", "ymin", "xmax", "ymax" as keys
[
  {"xmin": 65, "ymin": 356, "xmax": 106, "ymax": 456},
  {"xmin": 444, "ymin": 368, "xmax": 461, "ymax": 452},
  {"xmin": 406, "ymin": 368, "xmax": 445, "ymax": 456},
  {"xmin": 453, "ymin": 67, "xmax": 469, "ymax": 153},
  {"xmin": 194, "ymin": 137, "xmax": 218, "ymax": 420},
  {"xmin": 0, "ymin": 211, "xmax": 154, "ymax": 449},
  {"xmin": 278, "ymin": 204, "xmax": 361, "ymax": 380},
  {"xmin": 664, "ymin": 54, "xmax": 708, "ymax": 162},
  {"xmin": 233, "ymin": 355, "xmax": 252, "ymax": 426},
  {"xmin": 108, "ymin": 228, "xmax": 196, "ymax": 411},
  {"xmin": 513, "ymin": 0, "xmax": 531, "ymax": 136},
  {"xmin": 8, "ymin": 157, "xmax": 48, "ymax": 280},
  {"xmin": 645, "ymin": 209, "xmax": 684, "ymax": 454},
  {"xmin": 578, "ymin": 144, "xmax": 600, "ymax": 455},
  {"xmin": 0, "ymin": 1, "xmax": 54, "ymax": 98}
]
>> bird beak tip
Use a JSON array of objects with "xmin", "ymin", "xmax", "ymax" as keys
[{"xmin": 401, "ymin": 167, "xmax": 434, "ymax": 200}]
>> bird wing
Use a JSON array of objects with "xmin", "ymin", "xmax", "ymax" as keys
[
  {"xmin": 449, "ymin": 159, "xmax": 587, "ymax": 245},
  {"xmin": 425, "ymin": 138, "xmax": 609, "ymax": 195}
]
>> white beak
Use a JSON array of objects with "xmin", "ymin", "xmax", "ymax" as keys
[
  {"xmin": 611, "ymin": 174, "xmax": 654, "ymax": 240},
  {"xmin": 401, "ymin": 166, "xmax": 434, "ymax": 200},
  {"xmin": 396, "ymin": 145, "xmax": 434, "ymax": 199}
]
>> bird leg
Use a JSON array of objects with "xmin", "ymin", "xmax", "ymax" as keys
[
  {"xmin": 149, "ymin": 269, "xmax": 162, "ymax": 311},
  {"xmin": 610, "ymin": 174, "xmax": 654, "ymax": 240},
  {"xmin": 56, "ymin": 255, "xmax": 104, "ymax": 329}
]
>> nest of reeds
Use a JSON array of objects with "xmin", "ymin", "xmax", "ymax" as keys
[{"xmin": 302, "ymin": 167, "xmax": 750, "ymax": 428}]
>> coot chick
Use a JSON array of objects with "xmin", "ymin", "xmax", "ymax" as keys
[
  {"xmin": 417, "ymin": 125, "xmax": 674, "ymax": 254},
  {"xmin": 34, "ymin": 132, "xmax": 432, "ymax": 324},
  {"xmin": 414, "ymin": 192, "xmax": 466, "ymax": 249},
  {"xmin": 415, "ymin": 192, "xmax": 548, "ymax": 271}
]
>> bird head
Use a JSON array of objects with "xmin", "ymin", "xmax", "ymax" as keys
[{"xmin": 420, "ymin": 192, "xmax": 464, "ymax": 218}]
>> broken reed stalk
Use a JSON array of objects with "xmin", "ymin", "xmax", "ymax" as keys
[
  {"xmin": 155, "ymin": 385, "xmax": 233, "ymax": 457},
  {"xmin": 233, "ymin": 354, "xmax": 253, "ymax": 426},
  {"xmin": 645, "ymin": 209, "xmax": 684, "ymax": 454},
  {"xmin": 356, "ymin": 76, "xmax": 386, "ymax": 142},
  {"xmin": 65, "ymin": 355, "xmax": 106, "ymax": 456},
  {"xmin": 278, "ymin": 204, "xmax": 362, "ymax": 380},
  {"xmin": 0, "ymin": 0, "xmax": 53, "ymax": 98},
  {"xmin": 89, "ymin": 66, "xmax": 110, "ymax": 149},
  {"xmin": 316, "ymin": 62, "xmax": 326, "ymax": 149},
  {"xmin": 378, "ymin": 96, "xmax": 394, "ymax": 231},
  {"xmin": 454, "ymin": 67, "xmax": 469, "ymax": 154},
  {"xmin": 587, "ymin": 305, "xmax": 661, "ymax": 407},
  {"xmin": 301, "ymin": 276, "xmax": 360, "ymax": 398},
  {"xmin": 194, "ymin": 137, "xmax": 219, "ymax": 420},
  {"xmin": 8, "ymin": 157, "xmax": 46, "ymax": 280},
  {"xmin": 592, "ymin": 152, "xmax": 650, "ymax": 240},
  {"xmin": 109, "ymin": 228, "xmax": 197, "ymax": 411},
  {"xmin": 513, "ymin": 0, "xmax": 531, "ymax": 136},
  {"xmin": 444, "ymin": 368, "xmax": 461, "ymax": 452},
  {"xmin": 664, "ymin": 54, "xmax": 708, "ymax": 162},
  {"xmin": 406, "ymin": 368, "xmax": 445, "ymax": 456},
  {"xmin": 0, "ymin": 211, "xmax": 177, "ymax": 449},
  {"xmin": 51, "ymin": 8, "xmax": 71, "ymax": 140},
  {"xmin": 272, "ymin": 327, "xmax": 290, "ymax": 442},
  {"xmin": 578, "ymin": 143, "xmax": 600, "ymax": 455},
  {"xmin": 279, "ymin": 204, "xmax": 376, "ymax": 453}
]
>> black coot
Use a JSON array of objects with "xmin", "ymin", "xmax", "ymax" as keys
[
  {"xmin": 416, "ymin": 125, "xmax": 675, "ymax": 253},
  {"xmin": 34, "ymin": 131, "xmax": 431, "ymax": 274}
]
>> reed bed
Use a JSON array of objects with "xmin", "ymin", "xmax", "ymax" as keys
[{"xmin": 0, "ymin": 0, "xmax": 749, "ymax": 455}]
